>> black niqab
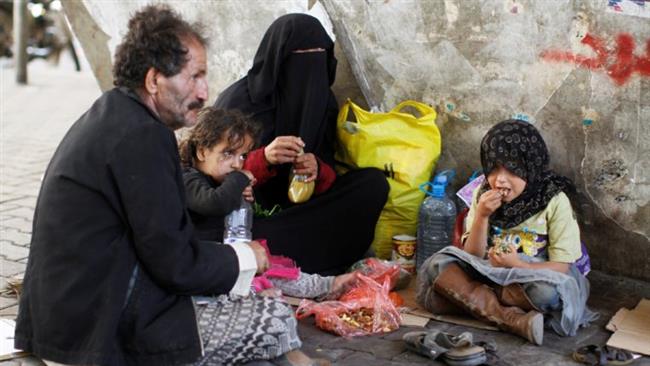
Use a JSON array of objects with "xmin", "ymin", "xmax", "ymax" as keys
[{"xmin": 244, "ymin": 13, "xmax": 338, "ymax": 164}]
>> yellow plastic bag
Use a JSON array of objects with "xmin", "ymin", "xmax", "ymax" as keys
[{"xmin": 335, "ymin": 99, "xmax": 441, "ymax": 259}]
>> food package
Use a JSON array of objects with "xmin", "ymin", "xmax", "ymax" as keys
[
  {"xmin": 348, "ymin": 257, "xmax": 412, "ymax": 291},
  {"xmin": 288, "ymin": 171, "xmax": 315, "ymax": 203},
  {"xmin": 296, "ymin": 274, "xmax": 401, "ymax": 337}
]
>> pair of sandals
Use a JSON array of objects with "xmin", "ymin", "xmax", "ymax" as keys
[
  {"xmin": 573, "ymin": 345, "xmax": 635, "ymax": 366},
  {"xmin": 403, "ymin": 330, "xmax": 498, "ymax": 366}
]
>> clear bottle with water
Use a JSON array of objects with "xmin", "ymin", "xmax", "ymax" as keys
[
  {"xmin": 416, "ymin": 173, "xmax": 457, "ymax": 270},
  {"xmin": 223, "ymin": 198, "xmax": 253, "ymax": 244}
]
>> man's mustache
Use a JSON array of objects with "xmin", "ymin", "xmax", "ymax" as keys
[{"xmin": 188, "ymin": 101, "xmax": 204, "ymax": 110}]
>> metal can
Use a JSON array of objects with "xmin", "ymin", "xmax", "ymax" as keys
[{"xmin": 391, "ymin": 234, "xmax": 417, "ymax": 274}]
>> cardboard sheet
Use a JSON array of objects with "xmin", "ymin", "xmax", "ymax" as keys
[{"xmin": 607, "ymin": 298, "xmax": 650, "ymax": 355}]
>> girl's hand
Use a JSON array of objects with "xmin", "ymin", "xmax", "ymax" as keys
[
  {"xmin": 325, "ymin": 272, "xmax": 358, "ymax": 300},
  {"xmin": 264, "ymin": 136, "xmax": 305, "ymax": 165},
  {"xmin": 293, "ymin": 153, "xmax": 318, "ymax": 182},
  {"xmin": 477, "ymin": 189, "xmax": 503, "ymax": 218},
  {"xmin": 240, "ymin": 169, "xmax": 255, "ymax": 182},
  {"xmin": 240, "ymin": 169, "xmax": 256, "ymax": 202},
  {"xmin": 488, "ymin": 244, "xmax": 522, "ymax": 268},
  {"xmin": 242, "ymin": 185, "xmax": 255, "ymax": 202}
]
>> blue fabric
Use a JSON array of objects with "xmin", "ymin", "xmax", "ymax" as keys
[
  {"xmin": 523, "ymin": 281, "xmax": 560, "ymax": 312},
  {"xmin": 417, "ymin": 246, "xmax": 599, "ymax": 337}
]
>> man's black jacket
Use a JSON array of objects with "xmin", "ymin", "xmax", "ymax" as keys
[{"xmin": 15, "ymin": 88, "xmax": 240, "ymax": 365}]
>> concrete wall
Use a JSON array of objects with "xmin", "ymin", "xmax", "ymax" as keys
[{"xmin": 62, "ymin": 0, "xmax": 650, "ymax": 281}]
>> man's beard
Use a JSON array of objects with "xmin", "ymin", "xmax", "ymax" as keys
[{"xmin": 166, "ymin": 100, "xmax": 204, "ymax": 130}]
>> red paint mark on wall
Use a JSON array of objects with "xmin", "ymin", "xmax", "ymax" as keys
[{"xmin": 541, "ymin": 33, "xmax": 650, "ymax": 85}]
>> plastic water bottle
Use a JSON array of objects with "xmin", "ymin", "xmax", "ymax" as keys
[
  {"xmin": 223, "ymin": 198, "xmax": 253, "ymax": 244},
  {"xmin": 416, "ymin": 173, "xmax": 457, "ymax": 270}
]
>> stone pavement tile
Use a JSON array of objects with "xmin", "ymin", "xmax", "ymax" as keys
[
  {"xmin": 0, "ymin": 178, "xmax": 29, "ymax": 187},
  {"xmin": 325, "ymin": 333, "xmax": 406, "ymax": 360},
  {"xmin": 0, "ymin": 219, "xmax": 32, "ymax": 233},
  {"xmin": 0, "ymin": 357, "xmax": 46, "ymax": 366},
  {"xmin": 0, "ymin": 243, "xmax": 29, "ymax": 261},
  {"xmin": 0, "ymin": 204, "xmax": 21, "ymax": 213},
  {"xmin": 0, "ymin": 199, "xmax": 36, "ymax": 210},
  {"xmin": 2, "ymin": 207, "xmax": 34, "ymax": 221},
  {"xmin": 0, "ymin": 259, "xmax": 26, "ymax": 277},
  {"xmin": 0, "ymin": 304, "xmax": 18, "ymax": 318},
  {"xmin": 388, "ymin": 351, "xmax": 436, "ymax": 365},
  {"xmin": 0, "ymin": 187, "xmax": 26, "ymax": 197},
  {"xmin": 334, "ymin": 352, "xmax": 432, "ymax": 366},
  {"xmin": 499, "ymin": 343, "xmax": 581, "ymax": 366},
  {"xmin": 0, "ymin": 230, "xmax": 31, "ymax": 247},
  {"xmin": 300, "ymin": 346, "xmax": 352, "ymax": 364},
  {"xmin": 0, "ymin": 296, "xmax": 18, "ymax": 310},
  {"xmin": 0, "ymin": 195, "xmax": 30, "ymax": 206}
]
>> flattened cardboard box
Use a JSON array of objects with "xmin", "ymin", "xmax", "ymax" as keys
[{"xmin": 606, "ymin": 298, "xmax": 650, "ymax": 355}]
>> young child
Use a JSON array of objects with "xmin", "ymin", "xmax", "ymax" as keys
[
  {"xmin": 179, "ymin": 107, "xmax": 353, "ymax": 299},
  {"xmin": 417, "ymin": 119, "xmax": 596, "ymax": 345}
]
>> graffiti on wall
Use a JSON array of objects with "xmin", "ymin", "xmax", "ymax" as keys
[{"xmin": 541, "ymin": 33, "xmax": 650, "ymax": 85}]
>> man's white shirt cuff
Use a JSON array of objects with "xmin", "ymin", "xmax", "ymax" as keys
[{"xmin": 227, "ymin": 243, "xmax": 257, "ymax": 297}]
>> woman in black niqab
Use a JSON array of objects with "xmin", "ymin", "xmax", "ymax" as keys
[
  {"xmin": 215, "ymin": 14, "xmax": 388, "ymax": 275},
  {"xmin": 218, "ymin": 13, "xmax": 337, "ymax": 165}
]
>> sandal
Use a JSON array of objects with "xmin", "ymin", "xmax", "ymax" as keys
[
  {"xmin": 403, "ymin": 331, "xmax": 450, "ymax": 360},
  {"xmin": 403, "ymin": 331, "xmax": 488, "ymax": 366},
  {"xmin": 573, "ymin": 345, "xmax": 635, "ymax": 366}
]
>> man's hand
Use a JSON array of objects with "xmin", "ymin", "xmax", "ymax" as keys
[
  {"xmin": 248, "ymin": 240, "xmax": 269, "ymax": 274},
  {"xmin": 476, "ymin": 189, "xmax": 503, "ymax": 218},
  {"xmin": 293, "ymin": 153, "xmax": 318, "ymax": 182},
  {"xmin": 488, "ymin": 244, "xmax": 522, "ymax": 268},
  {"xmin": 264, "ymin": 136, "xmax": 305, "ymax": 165}
]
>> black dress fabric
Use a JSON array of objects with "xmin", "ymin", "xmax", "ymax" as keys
[
  {"xmin": 478, "ymin": 119, "xmax": 575, "ymax": 229},
  {"xmin": 253, "ymin": 168, "xmax": 389, "ymax": 275},
  {"xmin": 215, "ymin": 14, "xmax": 388, "ymax": 275}
]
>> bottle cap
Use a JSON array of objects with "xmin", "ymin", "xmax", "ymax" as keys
[{"xmin": 431, "ymin": 175, "xmax": 447, "ymax": 198}]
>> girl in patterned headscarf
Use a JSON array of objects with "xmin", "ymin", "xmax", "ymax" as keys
[{"xmin": 415, "ymin": 120, "xmax": 595, "ymax": 347}]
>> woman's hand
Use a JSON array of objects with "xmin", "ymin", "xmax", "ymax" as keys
[
  {"xmin": 293, "ymin": 153, "xmax": 318, "ymax": 182},
  {"xmin": 488, "ymin": 244, "xmax": 523, "ymax": 268},
  {"xmin": 264, "ymin": 136, "xmax": 305, "ymax": 165},
  {"xmin": 476, "ymin": 189, "xmax": 503, "ymax": 218}
]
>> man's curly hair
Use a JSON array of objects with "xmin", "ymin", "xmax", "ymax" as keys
[{"xmin": 112, "ymin": 4, "xmax": 207, "ymax": 89}]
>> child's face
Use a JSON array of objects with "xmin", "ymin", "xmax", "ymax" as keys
[
  {"xmin": 487, "ymin": 165, "xmax": 527, "ymax": 203},
  {"xmin": 195, "ymin": 135, "xmax": 254, "ymax": 183}
]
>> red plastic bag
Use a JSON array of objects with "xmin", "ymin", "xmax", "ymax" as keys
[
  {"xmin": 349, "ymin": 258, "xmax": 401, "ymax": 289},
  {"xmin": 295, "ymin": 274, "xmax": 401, "ymax": 337}
]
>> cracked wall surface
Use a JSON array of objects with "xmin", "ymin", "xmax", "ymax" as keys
[{"xmin": 63, "ymin": 0, "xmax": 649, "ymax": 280}]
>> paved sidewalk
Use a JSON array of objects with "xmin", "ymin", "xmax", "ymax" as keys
[
  {"xmin": 1, "ymin": 59, "xmax": 100, "ymax": 318},
  {"xmin": 1, "ymin": 62, "xmax": 650, "ymax": 366}
]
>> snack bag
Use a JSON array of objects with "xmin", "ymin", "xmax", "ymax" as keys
[
  {"xmin": 288, "ymin": 149, "xmax": 315, "ymax": 203},
  {"xmin": 348, "ymin": 257, "xmax": 411, "ymax": 291},
  {"xmin": 296, "ymin": 274, "xmax": 401, "ymax": 337},
  {"xmin": 288, "ymin": 171, "xmax": 315, "ymax": 203}
]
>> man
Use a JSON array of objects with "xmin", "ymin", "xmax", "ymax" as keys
[{"xmin": 14, "ymin": 5, "xmax": 305, "ymax": 366}]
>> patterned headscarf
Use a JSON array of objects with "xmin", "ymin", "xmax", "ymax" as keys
[{"xmin": 478, "ymin": 119, "xmax": 574, "ymax": 229}]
